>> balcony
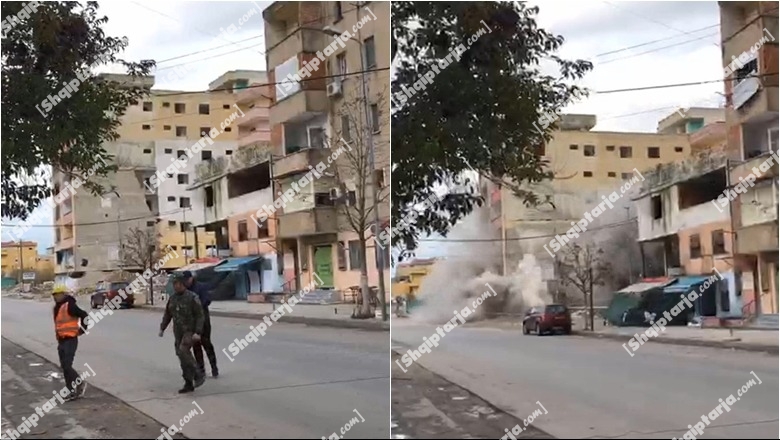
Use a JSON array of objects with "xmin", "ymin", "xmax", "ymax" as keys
[
  {"xmin": 230, "ymin": 142, "xmax": 273, "ymax": 173},
  {"xmin": 193, "ymin": 156, "xmax": 229, "ymax": 186},
  {"xmin": 237, "ymin": 106, "xmax": 270, "ymax": 128},
  {"xmin": 277, "ymin": 207, "xmax": 338, "ymax": 238},
  {"xmin": 236, "ymin": 85, "xmax": 272, "ymax": 105},
  {"xmin": 269, "ymin": 90, "xmax": 328, "ymax": 126},
  {"xmin": 238, "ymin": 130, "xmax": 271, "ymax": 148},
  {"xmin": 273, "ymin": 147, "xmax": 330, "ymax": 178}
]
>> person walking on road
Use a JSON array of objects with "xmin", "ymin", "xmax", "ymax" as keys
[
  {"xmin": 52, "ymin": 285, "xmax": 89, "ymax": 402},
  {"xmin": 159, "ymin": 274, "xmax": 206, "ymax": 394},
  {"xmin": 184, "ymin": 270, "xmax": 219, "ymax": 378}
]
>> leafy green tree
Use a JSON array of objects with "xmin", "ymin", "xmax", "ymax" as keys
[
  {"xmin": 2, "ymin": 1, "xmax": 153, "ymax": 219},
  {"xmin": 391, "ymin": 1, "xmax": 591, "ymax": 251}
]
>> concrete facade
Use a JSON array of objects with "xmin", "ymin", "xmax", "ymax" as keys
[{"xmin": 720, "ymin": 1, "xmax": 779, "ymax": 318}]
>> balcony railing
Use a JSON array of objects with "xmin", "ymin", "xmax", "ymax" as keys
[
  {"xmin": 194, "ymin": 156, "xmax": 229, "ymax": 184},
  {"xmin": 230, "ymin": 142, "xmax": 273, "ymax": 172}
]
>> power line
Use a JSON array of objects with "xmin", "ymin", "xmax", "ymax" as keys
[
  {"xmin": 593, "ymin": 23, "xmax": 719, "ymax": 58},
  {"xmin": 155, "ymin": 35, "xmax": 266, "ymax": 65},
  {"xmin": 594, "ymin": 72, "xmax": 778, "ymax": 95},
  {"xmin": 599, "ymin": 32, "xmax": 719, "ymax": 65},
  {"xmin": 417, "ymin": 218, "xmax": 638, "ymax": 243},
  {"xmin": 3, "ymin": 207, "xmax": 193, "ymax": 228}
]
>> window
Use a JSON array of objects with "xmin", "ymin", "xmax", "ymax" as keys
[
  {"xmin": 348, "ymin": 240, "xmax": 362, "ymax": 270},
  {"xmin": 142, "ymin": 124, "xmax": 151, "ymax": 131},
  {"xmin": 202, "ymin": 150, "xmax": 212, "ymax": 160},
  {"xmin": 180, "ymin": 197, "xmax": 191, "ymax": 208},
  {"xmin": 257, "ymin": 221, "xmax": 269, "ymax": 238},
  {"xmin": 690, "ymin": 234, "xmax": 702, "ymax": 259},
  {"xmin": 142, "ymin": 102, "xmax": 153, "ymax": 112},
  {"xmin": 336, "ymin": 53, "xmax": 347, "ymax": 79},
  {"xmin": 180, "ymin": 222, "xmax": 192, "ymax": 232},
  {"xmin": 176, "ymin": 126, "xmax": 187, "ymax": 137},
  {"xmin": 583, "ymin": 171, "xmax": 593, "ymax": 177},
  {"xmin": 309, "ymin": 127, "xmax": 325, "ymax": 148},
  {"xmin": 168, "ymin": 220, "xmax": 177, "ymax": 227},
  {"xmin": 621, "ymin": 172, "xmax": 632, "ymax": 180},
  {"xmin": 143, "ymin": 148, "xmax": 152, "ymax": 154},
  {"xmin": 238, "ymin": 221, "xmax": 248, "ymax": 242},
  {"xmin": 333, "ymin": 1, "xmax": 343, "ymax": 20},
  {"xmin": 224, "ymin": 127, "xmax": 232, "ymax": 132},
  {"xmin": 177, "ymin": 174, "xmax": 189, "ymax": 185},
  {"xmin": 769, "ymin": 128, "xmax": 778, "ymax": 152},
  {"xmin": 606, "ymin": 145, "xmax": 615, "ymax": 152},
  {"xmin": 167, "ymin": 196, "xmax": 176, "ymax": 202},
  {"xmin": 314, "ymin": 192, "xmax": 335, "ymax": 206},
  {"xmin": 620, "ymin": 146, "xmax": 633, "ymax": 158},
  {"xmin": 164, "ymin": 148, "xmax": 173, "ymax": 154},
  {"xmin": 177, "ymin": 150, "xmax": 185, "ymax": 158},
  {"xmin": 166, "ymin": 172, "xmax": 174, "ymax": 178},
  {"xmin": 146, "ymin": 220, "xmax": 155, "ymax": 227},
  {"xmin": 675, "ymin": 146, "xmax": 684, "ymax": 153},
  {"xmin": 226, "ymin": 150, "xmax": 233, "ymax": 155},
  {"xmin": 341, "ymin": 115, "xmax": 351, "ymax": 141},
  {"xmin": 162, "ymin": 102, "xmax": 170, "ymax": 108},
  {"xmin": 300, "ymin": 248, "xmax": 308, "ymax": 271},
  {"xmin": 199, "ymin": 104, "xmax": 210, "ymax": 115},
  {"xmin": 347, "ymin": 190, "xmax": 357, "ymax": 205},
  {"xmin": 648, "ymin": 146, "xmax": 661, "ymax": 158},
  {"xmin": 375, "ymin": 169, "xmax": 385, "ymax": 188},
  {"xmin": 199, "ymin": 127, "xmax": 210, "ymax": 137},
  {"xmin": 370, "ymin": 104, "xmax": 380, "ymax": 132},
  {"xmin": 569, "ymin": 144, "xmax": 579, "ymax": 150},
  {"xmin": 163, "ymin": 125, "xmax": 171, "ymax": 131},
  {"xmin": 710, "ymin": 229, "xmax": 727, "ymax": 255},
  {"xmin": 608, "ymin": 172, "xmax": 616, "ymax": 178},
  {"xmin": 223, "ymin": 104, "xmax": 230, "ymax": 109},
  {"xmin": 174, "ymin": 103, "xmax": 185, "ymax": 114},
  {"xmin": 375, "ymin": 243, "xmax": 390, "ymax": 269},
  {"xmin": 651, "ymin": 195, "xmax": 662, "ymax": 219},
  {"xmin": 364, "ymin": 36, "xmax": 376, "ymax": 68},
  {"xmin": 336, "ymin": 243, "xmax": 347, "ymax": 270},
  {"xmin": 205, "ymin": 186, "xmax": 214, "ymax": 207},
  {"xmin": 584, "ymin": 145, "xmax": 595, "ymax": 157}
]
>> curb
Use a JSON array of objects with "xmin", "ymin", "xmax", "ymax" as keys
[
  {"xmin": 572, "ymin": 330, "xmax": 779, "ymax": 355},
  {"xmin": 134, "ymin": 305, "xmax": 390, "ymax": 332}
]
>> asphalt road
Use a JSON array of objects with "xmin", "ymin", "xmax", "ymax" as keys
[
  {"xmin": 2, "ymin": 298, "xmax": 389, "ymax": 439},
  {"xmin": 393, "ymin": 320, "xmax": 779, "ymax": 439}
]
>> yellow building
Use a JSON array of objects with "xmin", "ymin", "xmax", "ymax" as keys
[
  {"xmin": 392, "ymin": 258, "xmax": 438, "ymax": 300},
  {"xmin": 1, "ymin": 241, "xmax": 38, "ymax": 277}
]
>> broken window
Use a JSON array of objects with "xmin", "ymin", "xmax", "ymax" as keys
[
  {"xmin": 648, "ymin": 146, "xmax": 661, "ymax": 158},
  {"xmin": 143, "ymin": 102, "xmax": 153, "ymax": 112},
  {"xmin": 651, "ymin": 195, "xmax": 663, "ymax": 219},
  {"xmin": 238, "ymin": 220, "xmax": 248, "ymax": 241},
  {"xmin": 178, "ymin": 174, "xmax": 189, "ymax": 185},
  {"xmin": 690, "ymin": 234, "xmax": 702, "ymax": 259},
  {"xmin": 180, "ymin": 197, "xmax": 191, "ymax": 208},
  {"xmin": 257, "ymin": 221, "xmax": 269, "ymax": 239},
  {"xmin": 584, "ymin": 145, "xmax": 596, "ymax": 157},
  {"xmin": 677, "ymin": 169, "xmax": 727, "ymax": 209},
  {"xmin": 712, "ymin": 229, "xmax": 727, "ymax": 255},
  {"xmin": 205, "ymin": 186, "xmax": 214, "ymax": 207},
  {"xmin": 227, "ymin": 162, "xmax": 270, "ymax": 198}
]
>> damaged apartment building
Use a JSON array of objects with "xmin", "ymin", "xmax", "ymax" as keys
[{"xmin": 53, "ymin": 71, "xmax": 263, "ymax": 288}]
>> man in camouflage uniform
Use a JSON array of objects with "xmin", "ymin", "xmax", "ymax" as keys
[{"xmin": 159, "ymin": 274, "xmax": 205, "ymax": 393}]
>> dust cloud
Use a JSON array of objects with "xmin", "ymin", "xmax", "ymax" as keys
[{"xmin": 410, "ymin": 207, "xmax": 552, "ymax": 323}]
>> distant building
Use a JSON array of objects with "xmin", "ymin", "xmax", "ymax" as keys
[{"xmin": 392, "ymin": 258, "xmax": 438, "ymax": 299}]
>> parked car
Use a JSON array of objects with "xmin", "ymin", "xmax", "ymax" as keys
[
  {"xmin": 523, "ymin": 304, "xmax": 572, "ymax": 336},
  {"xmin": 90, "ymin": 281, "xmax": 133, "ymax": 309}
]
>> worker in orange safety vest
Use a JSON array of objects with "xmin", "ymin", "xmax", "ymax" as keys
[{"xmin": 52, "ymin": 285, "xmax": 90, "ymax": 401}]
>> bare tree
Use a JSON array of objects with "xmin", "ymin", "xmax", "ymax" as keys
[
  {"xmin": 122, "ymin": 227, "xmax": 167, "ymax": 304},
  {"xmin": 327, "ymin": 89, "xmax": 389, "ymax": 319},
  {"xmin": 560, "ymin": 242, "xmax": 611, "ymax": 330}
]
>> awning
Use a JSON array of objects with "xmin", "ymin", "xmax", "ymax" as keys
[
  {"xmin": 663, "ymin": 276, "xmax": 713, "ymax": 294},
  {"xmin": 214, "ymin": 256, "xmax": 262, "ymax": 272},
  {"xmin": 178, "ymin": 260, "xmax": 222, "ymax": 273},
  {"xmin": 617, "ymin": 279, "xmax": 675, "ymax": 294}
]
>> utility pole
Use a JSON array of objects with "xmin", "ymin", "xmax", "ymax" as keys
[
  {"xmin": 17, "ymin": 241, "xmax": 23, "ymax": 284},
  {"xmin": 355, "ymin": 3, "xmax": 387, "ymax": 321},
  {"xmin": 501, "ymin": 186, "xmax": 507, "ymax": 276},
  {"xmin": 148, "ymin": 244, "xmax": 154, "ymax": 306},
  {"xmin": 624, "ymin": 206, "xmax": 634, "ymax": 284},
  {"xmin": 117, "ymin": 207, "xmax": 123, "ymax": 273},
  {"xmin": 183, "ymin": 207, "xmax": 189, "ymax": 263},
  {"xmin": 588, "ymin": 266, "xmax": 595, "ymax": 332}
]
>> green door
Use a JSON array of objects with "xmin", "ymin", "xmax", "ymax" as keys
[{"xmin": 313, "ymin": 245, "xmax": 334, "ymax": 288}]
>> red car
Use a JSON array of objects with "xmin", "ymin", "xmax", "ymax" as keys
[
  {"xmin": 523, "ymin": 304, "xmax": 572, "ymax": 336},
  {"xmin": 90, "ymin": 281, "xmax": 133, "ymax": 309}
]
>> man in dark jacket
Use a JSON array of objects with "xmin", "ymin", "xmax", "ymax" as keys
[
  {"xmin": 52, "ymin": 286, "xmax": 89, "ymax": 401},
  {"xmin": 159, "ymin": 274, "xmax": 205, "ymax": 393},
  {"xmin": 184, "ymin": 271, "xmax": 219, "ymax": 378}
]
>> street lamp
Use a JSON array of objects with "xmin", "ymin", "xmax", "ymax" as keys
[{"xmin": 309, "ymin": 19, "xmax": 388, "ymax": 321}]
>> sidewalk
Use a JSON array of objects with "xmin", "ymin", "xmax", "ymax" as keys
[
  {"xmin": 573, "ymin": 325, "xmax": 779, "ymax": 355},
  {"xmin": 138, "ymin": 300, "xmax": 390, "ymax": 332}
]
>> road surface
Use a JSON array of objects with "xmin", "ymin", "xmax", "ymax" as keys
[
  {"xmin": 2, "ymin": 298, "xmax": 389, "ymax": 439},
  {"xmin": 393, "ymin": 320, "xmax": 778, "ymax": 439}
]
